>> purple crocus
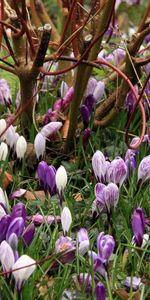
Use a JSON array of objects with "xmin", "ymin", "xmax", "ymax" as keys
[
  {"xmin": 51, "ymin": 236, "xmax": 76, "ymax": 268},
  {"xmin": 125, "ymin": 149, "xmax": 137, "ymax": 172},
  {"xmin": 131, "ymin": 207, "xmax": 145, "ymax": 247},
  {"xmin": 11, "ymin": 203, "xmax": 26, "ymax": 222},
  {"xmin": 0, "ymin": 215, "xmax": 11, "ymax": 243},
  {"xmin": 94, "ymin": 182, "xmax": 119, "ymax": 214},
  {"xmin": 45, "ymin": 165, "xmax": 56, "ymax": 195},
  {"xmin": 97, "ymin": 232, "xmax": 115, "ymax": 264},
  {"xmin": 125, "ymin": 85, "xmax": 138, "ymax": 115},
  {"xmin": 37, "ymin": 161, "xmax": 48, "ymax": 192},
  {"xmin": 78, "ymin": 273, "xmax": 92, "ymax": 294},
  {"xmin": 82, "ymin": 128, "xmax": 91, "ymax": 150},
  {"xmin": 124, "ymin": 276, "xmax": 142, "ymax": 291}
]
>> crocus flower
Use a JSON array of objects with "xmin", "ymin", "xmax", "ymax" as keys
[
  {"xmin": 78, "ymin": 228, "xmax": 89, "ymax": 256},
  {"xmin": 95, "ymin": 282, "xmax": 106, "ymax": 300},
  {"xmin": 85, "ymin": 78, "xmax": 105, "ymax": 102},
  {"xmin": 78, "ymin": 273, "xmax": 92, "ymax": 293},
  {"xmin": 125, "ymin": 149, "xmax": 137, "ymax": 172},
  {"xmin": 0, "ymin": 119, "xmax": 7, "ymax": 141},
  {"xmin": 0, "ymin": 240, "xmax": 15, "ymax": 274},
  {"xmin": 0, "ymin": 142, "xmax": 8, "ymax": 161},
  {"xmin": 125, "ymin": 86, "xmax": 138, "ymax": 115},
  {"xmin": 37, "ymin": 160, "xmax": 48, "ymax": 192},
  {"xmin": 131, "ymin": 207, "xmax": 145, "ymax": 246},
  {"xmin": 137, "ymin": 155, "xmax": 150, "ymax": 185},
  {"xmin": 61, "ymin": 206, "xmax": 72, "ymax": 235},
  {"xmin": 34, "ymin": 132, "xmax": 46, "ymax": 159},
  {"xmin": 124, "ymin": 276, "xmax": 142, "ymax": 291},
  {"xmin": 12, "ymin": 255, "xmax": 36, "ymax": 290},
  {"xmin": 8, "ymin": 233, "xmax": 19, "ymax": 261},
  {"xmin": 94, "ymin": 182, "xmax": 119, "ymax": 213},
  {"xmin": 53, "ymin": 236, "xmax": 76, "ymax": 267},
  {"xmin": 92, "ymin": 151, "xmax": 107, "ymax": 182},
  {"xmin": 29, "ymin": 214, "xmax": 61, "ymax": 225},
  {"xmin": 45, "ymin": 165, "xmax": 56, "ymax": 195},
  {"xmin": 56, "ymin": 165, "xmax": 67, "ymax": 194},
  {"xmin": 97, "ymin": 232, "xmax": 115, "ymax": 264},
  {"xmin": 106, "ymin": 157, "xmax": 128, "ymax": 187},
  {"xmin": 0, "ymin": 79, "xmax": 12, "ymax": 106},
  {"xmin": 16, "ymin": 136, "xmax": 27, "ymax": 159},
  {"xmin": 9, "ymin": 189, "xmax": 27, "ymax": 199},
  {"xmin": 80, "ymin": 105, "xmax": 90, "ymax": 128},
  {"xmin": 41, "ymin": 122, "xmax": 62, "ymax": 138}
]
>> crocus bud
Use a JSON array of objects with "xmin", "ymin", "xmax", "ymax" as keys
[
  {"xmin": 0, "ymin": 79, "xmax": 12, "ymax": 106},
  {"xmin": 41, "ymin": 121, "xmax": 62, "ymax": 137},
  {"xmin": 6, "ymin": 217, "xmax": 25, "ymax": 240},
  {"xmin": 82, "ymin": 128, "xmax": 91, "ymax": 149},
  {"xmin": 97, "ymin": 232, "xmax": 115, "ymax": 264},
  {"xmin": 0, "ymin": 187, "xmax": 7, "ymax": 207},
  {"xmin": 12, "ymin": 255, "xmax": 36, "ymax": 290},
  {"xmin": 0, "ymin": 240, "xmax": 15, "ymax": 273},
  {"xmin": 37, "ymin": 161, "xmax": 48, "ymax": 192},
  {"xmin": 63, "ymin": 87, "xmax": 74, "ymax": 109},
  {"xmin": 8, "ymin": 233, "xmax": 18, "ymax": 251},
  {"xmin": 137, "ymin": 155, "xmax": 150, "ymax": 184},
  {"xmin": 131, "ymin": 207, "xmax": 145, "ymax": 246},
  {"xmin": 34, "ymin": 132, "xmax": 46, "ymax": 159},
  {"xmin": 46, "ymin": 165, "xmax": 56, "ymax": 195},
  {"xmin": 78, "ymin": 228, "xmax": 89, "ymax": 256},
  {"xmin": 53, "ymin": 99, "xmax": 63, "ymax": 111},
  {"xmin": 95, "ymin": 282, "xmax": 106, "ymax": 300},
  {"xmin": 22, "ymin": 223, "xmax": 35, "ymax": 246},
  {"xmin": 0, "ymin": 119, "xmax": 7, "ymax": 140},
  {"xmin": 124, "ymin": 276, "xmax": 142, "ymax": 292},
  {"xmin": 78, "ymin": 273, "xmax": 92, "ymax": 293},
  {"xmin": 80, "ymin": 105, "xmax": 90, "ymax": 128},
  {"xmin": 84, "ymin": 94, "xmax": 95, "ymax": 114},
  {"xmin": 60, "ymin": 81, "xmax": 68, "ymax": 98},
  {"xmin": 0, "ymin": 215, "xmax": 11, "ymax": 243},
  {"xmin": 0, "ymin": 142, "xmax": 8, "ymax": 161},
  {"xmin": 95, "ymin": 182, "xmax": 119, "ymax": 213},
  {"xmin": 56, "ymin": 166, "xmax": 67, "ymax": 194},
  {"xmin": 92, "ymin": 151, "xmax": 106, "ymax": 182},
  {"xmin": 16, "ymin": 136, "xmax": 27, "ymax": 159},
  {"xmin": 11, "ymin": 203, "xmax": 26, "ymax": 222},
  {"xmin": 5, "ymin": 125, "xmax": 16, "ymax": 148},
  {"xmin": 61, "ymin": 206, "xmax": 72, "ymax": 234},
  {"xmin": 106, "ymin": 157, "xmax": 127, "ymax": 186},
  {"xmin": 9, "ymin": 189, "xmax": 26, "ymax": 199}
]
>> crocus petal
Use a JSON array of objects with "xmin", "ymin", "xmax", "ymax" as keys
[
  {"xmin": 0, "ymin": 215, "xmax": 11, "ymax": 243},
  {"xmin": 12, "ymin": 255, "xmax": 36, "ymax": 290},
  {"xmin": 137, "ymin": 155, "xmax": 150, "ymax": 184},
  {"xmin": 0, "ymin": 187, "xmax": 7, "ymax": 207},
  {"xmin": 9, "ymin": 189, "xmax": 26, "ymax": 199},
  {"xmin": 41, "ymin": 122, "xmax": 62, "ymax": 137},
  {"xmin": 131, "ymin": 207, "xmax": 145, "ymax": 246},
  {"xmin": 6, "ymin": 217, "xmax": 25, "ymax": 240},
  {"xmin": 0, "ymin": 142, "xmax": 8, "ymax": 161},
  {"xmin": 79, "ymin": 240, "xmax": 89, "ymax": 256},
  {"xmin": 61, "ymin": 206, "xmax": 72, "ymax": 234},
  {"xmin": 37, "ymin": 160, "xmax": 48, "ymax": 192},
  {"xmin": 22, "ymin": 223, "xmax": 35, "ymax": 246},
  {"xmin": 92, "ymin": 151, "xmax": 106, "ymax": 182},
  {"xmin": 93, "ymin": 81, "xmax": 105, "ymax": 101},
  {"xmin": 11, "ymin": 203, "xmax": 26, "ymax": 221},
  {"xmin": 0, "ymin": 119, "xmax": 7, "ymax": 141}
]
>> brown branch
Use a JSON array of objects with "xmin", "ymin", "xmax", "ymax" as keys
[{"xmin": 137, "ymin": 0, "xmax": 150, "ymax": 33}]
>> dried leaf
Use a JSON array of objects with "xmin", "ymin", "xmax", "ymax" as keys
[
  {"xmin": 0, "ymin": 170, "xmax": 13, "ymax": 189},
  {"xmin": 24, "ymin": 190, "xmax": 49, "ymax": 201},
  {"xmin": 115, "ymin": 288, "xmax": 140, "ymax": 300},
  {"xmin": 73, "ymin": 192, "xmax": 83, "ymax": 202}
]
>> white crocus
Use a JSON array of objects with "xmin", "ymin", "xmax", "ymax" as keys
[
  {"xmin": 34, "ymin": 132, "xmax": 46, "ymax": 159},
  {"xmin": 55, "ymin": 166, "xmax": 67, "ymax": 194},
  {"xmin": 0, "ymin": 142, "xmax": 8, "ymax": 160},
  {"xmin": 0, "ymin": 241, "xmax": 15, "ymax": 273},
  {"xmin": 0, "ymin": 119, "xmax": 7, "ymax": 141},
  {"xmin": 61, "ymin": 206, "xmax": 72, "ymax": 234},
  {"xmin": 12, "ymin": 255, "xmax": 36, "ymax": 290},
  {"xmin": 16, "ymin": 136, "xmax": 27, "ymax": 159},
  {"xmin": 0, "ymin": 205, "xmax": 6, "ymax": 220}
]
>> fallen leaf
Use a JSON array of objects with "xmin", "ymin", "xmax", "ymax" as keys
[
  {"xmin": 73, "ymin": 192, "xmax": 83, "ymax": 202},
  {"xmin": 60, "ymin": 118, "xmax": 70, "ymax": 139},
  {"xmin": 115, "ymin": 288, "xmax": 140, "ymax": 300},
  {"xmin": 0, "ymin": 170, "xmax": 13, "ymax": 189},
  {"xmin": 24, "ymin": 190, "xmax": 50, "ymax": 201}
]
